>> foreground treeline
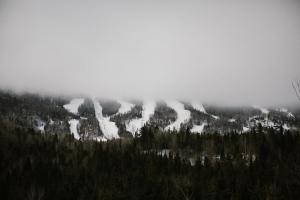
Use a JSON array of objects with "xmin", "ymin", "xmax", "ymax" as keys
[{"xmin": 1, "ymin": 122, "xmax": 300, "ymax": 200}]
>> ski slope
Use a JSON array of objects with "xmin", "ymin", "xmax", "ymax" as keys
[
  {"xmin": 93, "ymin": 99, "xmax": 119, "ymax": 140},
  {"xmin": 165, "ymin": 100, "xmax": 191, "ymax": 131},
  {"xmin": 191, "ymin": 101, "xmax": 220, "ymax": 120},
  {"xmin": 126, "ymin": 101, "xmax": 156, "ymax": 136},
  {"xmin": 63, "ymin": 98, "xmax": 85, "ymax": 115},
  {"xmin": 68, "ymin": 119, "xmax": 80, "ymax": 140},
  {"xmin": 191, "ymin": 101, "xmax": 207, "ymax": 113}
]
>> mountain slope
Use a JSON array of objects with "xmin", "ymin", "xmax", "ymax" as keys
[{"xmin": 0, "ymin": 91, "xmax": 299, "ymax": 140}]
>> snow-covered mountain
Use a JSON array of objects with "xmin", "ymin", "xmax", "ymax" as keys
[{"xmin": 0, "ymin": 91, "xmax": 299, "ymax": 141}]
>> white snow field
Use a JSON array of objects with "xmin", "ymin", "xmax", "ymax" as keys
[
  {"xmin": 93, "ymin": 99, "xmax": 119, "ymax": 140},
  {"xmin": 191, "ymin": 122, "xmax": 207, "ymax": 134},
  {"xmin": 228, "ymin": 118, "xmax": 236, "ymax": 123},
  {"xmin": 63, "ymin": 98, "xmax": 85, "ymax": 115},
  {"xmin": 191, "ymin": 101, "xmax": 207, "ymax": 113},
  {"xmin": 252, "ymin": 105, "xmax": 269, "ymax": 115},
  {"xmin": 211, "ymin": 115, "xmax": 220, "ymax": 120},
  {"xmin": 243, "ymin": 126, "xmax": 250, "ymax": 132},
  {"xmin": 191, "ymin": 101, "xmax": 220, "ymax": 120},
  {"xmin": 116, "ymin": 100, "xmax": 134, "ymax": 115},
  {"xmin": 68, "ymin": 119, "xmax": 80, "ymax": 140},
  {"xmin": 165, "ymin": 100, "xmax": 191, "ymax": 131},
  {"xmin": 126, "ymin": 101, "xmax": 156, "ymax": 136}
]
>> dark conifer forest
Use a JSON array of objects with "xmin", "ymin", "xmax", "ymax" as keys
[{"xmin": 1, "ymin": 121, "xmax": 300, "ymax": 200}]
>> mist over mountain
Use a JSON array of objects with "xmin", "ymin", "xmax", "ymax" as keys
[{"xmin": 0, "ymin": 0, "xmax": 300, "ymax": 106}]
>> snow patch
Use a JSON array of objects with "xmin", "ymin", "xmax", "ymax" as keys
[
  {"xmin": 126, "ymin": 101, "xmax": 156, "ymax": 136},
  {"xmin": 228, "ymin": 118, "xmax": 236, "ymax": 123},
  {"xmin": 283, "ymin": 124, "xmax": 290, "ymax": 130},
  {"xmin": 243, "ymin": 126, "xmax": 250, "ymax": 132},
  {"xmin": 92, "ymin": 136, "xmax": 108, "ymax": 142},
  {"xmin": 64, "ymin": 98, "xmax": 85, "ymax": 115},
  {"xmin": 165, "ymin": 101, "xmax": 191, "ymax": 131},
  {"xmin": 36, "ymin": 122, "xmax": 45, "ymax": 133},
  {"xmin": 157, "ymin": 149, "xmax": 171, "ymax": 157},
  {"xmin": 92, "ymin": 99, "xmax": 119, "ymax": 140},
  {"xmin": 68, "ymin": 119, "xmax": 80, "ymax": 140},
  {"xmin": 211, "ymin": 115, "xmax": 220, "ymax": 120},
  {"xmin": 191, "ymin": 101, "xmax": 220, "ymax": 120},
  {"xmin": 191, "ymin": 122, "xmax": 207, "ymax": 134},
  {"xmin": 33, "ymin": 118, "xmax": 46, "ymax": 133}
]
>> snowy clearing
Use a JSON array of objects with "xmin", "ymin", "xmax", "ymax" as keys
[
  {"xmin": 63, "ymin": 98, "xmax": 85, "ymax": 115},
  {"xmin": 68, "ymin": 119, "xmax": 80, "ymax": 140},
  {"xmin": 165, "ymin": 101, "xmax": 191, "ymax": 131},
  {"xmin": 191, "ymin": 122, "xmax": 207, "ymax": 134},
  {"xmin": 92, "ymin": 99, "xmax": 119, "ymax": 140},
  {"xmin": 126, "ymin": 101, "xmax": 156, "ymax": 136}
]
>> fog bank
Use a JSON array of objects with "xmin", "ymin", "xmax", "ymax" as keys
[{"xmin": 0, "ymin": 0, "xmax": 299, "ymax": 106}]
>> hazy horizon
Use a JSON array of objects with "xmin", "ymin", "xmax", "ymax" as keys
[{"xmin": 0, "ymin": 0, "xmax": 299, "ymax": 106}]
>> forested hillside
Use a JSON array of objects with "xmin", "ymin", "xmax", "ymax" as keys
[
  {"xmin": 1, "ymin": 90, "xmax": 299, "ymax": 141},
  {"xmin": 1, "ymin": 121, "xmax": 300, "ymax": 200}
]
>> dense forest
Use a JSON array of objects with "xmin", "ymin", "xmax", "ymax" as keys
[{"xmin": 1, "ymin": 120, "xmax": 300, "ymax": 200}]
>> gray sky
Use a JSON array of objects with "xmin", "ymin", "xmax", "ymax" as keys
[{"xmin": 0, "ymin": 0, "xmax": 299, "ymax": 106}]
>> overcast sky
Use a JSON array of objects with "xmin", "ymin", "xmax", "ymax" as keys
[{"xmin": 0, "ymin": 0, "xmax": 299, "ymax": 106}]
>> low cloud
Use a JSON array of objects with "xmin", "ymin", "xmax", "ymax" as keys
[{"xmin": 0, "ymin": 0, "xmax": 299, "ymax": 106}]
